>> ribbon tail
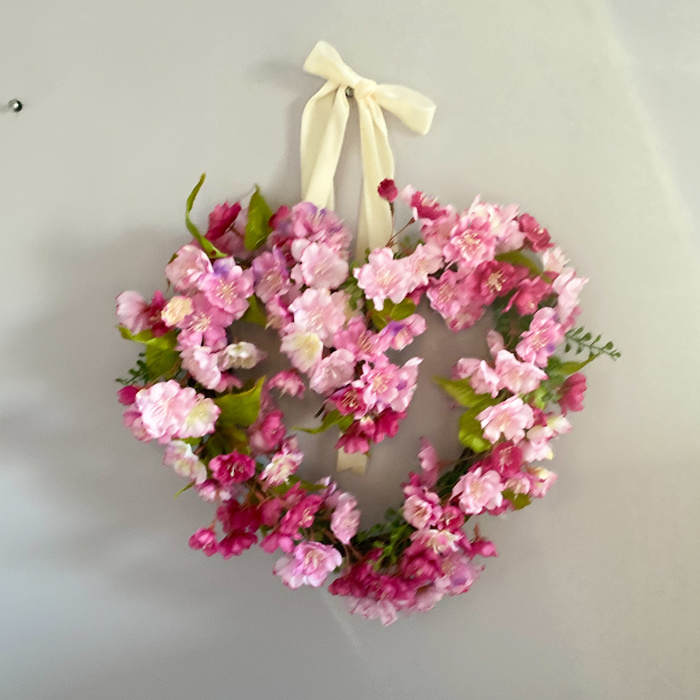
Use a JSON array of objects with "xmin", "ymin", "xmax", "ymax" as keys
[
  {"xmin": 336, "ymin": 448, "xmax": 369, "ymax": 474},
  {"xmin": 301, "ymin": 82, "xmax": 350, "ymax": 210},
  {"xmin": 356, "ymin": 100, "xmax": 395, "ymax": 256}
]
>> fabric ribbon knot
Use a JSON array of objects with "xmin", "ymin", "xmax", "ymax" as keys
[{"xmin": 301, "ymin": 40, "xmax": 436, "ymax": 257}]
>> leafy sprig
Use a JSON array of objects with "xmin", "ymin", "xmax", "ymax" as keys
[{"xmin": 565, "ymin": 326, "xmax": 621, "ymax": 360}]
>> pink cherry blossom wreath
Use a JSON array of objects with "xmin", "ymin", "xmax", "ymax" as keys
[{"xmin": 116, "ymin": 175, "xmax": 619, "ymax": 625}]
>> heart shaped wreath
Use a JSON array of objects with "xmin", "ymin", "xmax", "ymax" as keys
[{"xmin": 116, "ymin": 175, "xmax": 619, "ymax": 624}]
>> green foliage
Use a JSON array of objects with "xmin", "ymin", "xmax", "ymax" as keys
[
  {"xmin": 564, "ymin": 326, "xmax": 621, "ymax": 361},
  {"xmin": 116, "ymin": 352, "xmax": 149, "ymax": 386},
  {"xmin": 117, "ymin": 327, "xmax": 180, "ymax": 382},
  {"xmin": 185, "ymin": 174, "xmax": 226, "ymax": 259},
  {"xmin": 297, "ymin": 409, "xmax": 353, "ymax": 434},
  {"xmin": 244, "ymin": 186, "xmax": 273, "ymax": 251},
  {"xmin": 495, "ymin": 250, "xmax": 542, "ymax": 276},
  {"xmin": 502, "ymin": 489, "xmax": 531, "ymax": 510},
  {"xmin": 214, "ymin": 377, "xmax": 265, "ymax": 430},
  {"xmin": 369, "ymin": 298, "xmax": 417, "ymax": 330},
  {"xmin": 458, "ymin": 411, "xmax": 491, "ymax": 453},
  {"xmin": 240, "ymin": 294, "xmax": 267, "ymax": 326}
]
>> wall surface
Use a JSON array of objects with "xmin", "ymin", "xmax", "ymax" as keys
[{"xmin": 2, "ymin": 1, "xmax": 699, "ymax": 698}]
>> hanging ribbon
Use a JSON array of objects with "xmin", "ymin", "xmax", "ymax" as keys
[
  {"xmin": 300, "ymin": 41, "xmax": 435, "ymax": 474},
  {"xmin": 301, "ymin": 40, "xmax": 436, "ymax": 256}
]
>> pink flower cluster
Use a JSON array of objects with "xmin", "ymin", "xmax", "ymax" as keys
[{"xmin": 116, "ymin": 179, "xmax": 599, "ymax": 625}]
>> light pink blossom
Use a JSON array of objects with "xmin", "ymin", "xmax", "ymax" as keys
[
  {"xmin": 403, "ymin": 491, "xmax": 441, "ymax": 530},
  {"xmin": 163, "ymin": 440, "xmax": 207, "ymax": 483},
  {"xmin": 294, "ymin": 242, "xmax": 349, "ymax": 289},
  {"xmin": 262, "ymin": 442, "xmax": 304, "ymax": 486},
  {"xmin": 280, "ymin": 326, "xmax": 323, "ymax": 373},
  {"xmin": 180, "ymin": 346, "xmax": 221, "ymax": 389},
  {"xmin": 406, "ymin": 242, "xmax": 443, "ymax": 288},
  {"xmin": 452, "ymin": 467, "xmax": 504, "ymax": 515},
  {"xmin": 161, "ymin": 295, "xmax": 194, "ymax": 327},
  {"xmin": 179, "ymin": 396, "xmax": 220, "ymax": 439},
  {"xmin": 288, "ymin": 289, "xmax": 347, "ymax": 343},
  {"xmin": 476, "ymin": 396, "xmax": 535, "ymax": 444},
  {"xmin": 330, "ymin": 493, "xmax": 361, "ymax": 544},
  {"xmin": 443, "ymin": 216, "xmax": 496, "ymax": 270},
  {"xmin": 268, "ymin": 370, "xmax": 306, "ymax": 398},
  {"xmin": 251, "ymin": 249, "xmax": 292, "ymax": 303},
  {"xmin": 354, "ymin": 248, "xmax": 411, "ymax": 311},
  {"xmin": 516, "ymin": 307, "xmax": 564, "ymax": 367},
  {"xmin": 116, "ymin": 291, "xmax": 150, "ymax": 335},
  {"xmin": 165, "ymin": 244, "xmax": 213, "ymax": 292},
  {"xmin": 309, "ymin": 349, "xmax": 355, "ymax": 395},
  {"xmin": 553, "ymin": 267, "xmax": 588, "ymax": 322},
  {"xmin": 218, "ymin": 342, "xmax": 266, "ymax": 370},
  {"xmin": 135, "ymin": 381, "xmax": 198, "ymax": 444},
  {"xmin": 274, "ymin": 542, "xmax": 342, "ymax": 588},
  {"xmin": 494, "ymin": 350, "xmax": 547, "ymax": 395},
  {"xmin": 175, "ymin": 293, "xmax": 234, "ymax": 350},
  {"xmin": 199, "ymin": 257, "xmax": 254, "ymax": 318},
  {"xmin": 378, "ymin": 314, "xmax": 426, "ymax": 351}
]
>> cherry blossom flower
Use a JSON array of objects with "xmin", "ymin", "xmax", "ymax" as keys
[
  {"xmin": 209, "ymin": 451, "xmax": 256, "ymax": 485},
  {"xmin": 274, "ymin": 542, "xmax": 342, "ymax": 588},
  {"xmin": 180, "ymin": 396, "xmax": 221, "ymax": 439},
  {"xmin": 309, "ymin": 349, "xmax": 355, "ymax": 395},
  {"xmin": 443, "ymin": 215, "xmax": 496, "ymax": 270},
  {"xmin": 163, "ymin": 440, "xmax": 207, "ymax": 484},
  {"xmin": 516, "ymin": 308, "xmax": 564, "ymax": 367},
  {"xmin": 280, "ymin": 326, "xmax": 323, "ymax": 373},
  {"xmin": 218, "ymin": 342, "xmax": 266, "ymax": 370},
  {"xmin": 519, "ymin": 213, "xmax": 553, "ymax": 252},
  {"xmin": 330, "ymin": 493, "xmax": 361, "ymax": 544},
  {"xmin": 268, "ymin": 370, "xmax": 306, "ymax": 398},
  {"xmin": 251, "ymin": 249, "xmax": 292, "ymax": 303},
  {"xmin": 477, "ymin": 396, "xmax": 535, "ymax": 444},
  {"xmin": 288, "ymin": 289, "xmax": 347, "ymax": 343},
  {"xmin": 293, "ymin": 241, "xmax": 349, "ymax": 289},
  {"xmin": 199, "ymin": 257, "xmax": 254, "ymax": 318},
  {"xmin": 559, "ymin": 373, "xmax": 587, "ymax": 414},
  {"xmin": 165, "ymin": 244, "xmax": 213, "ymax": 292},
  {"xmin": 262, "ymin": 441, "xmax": 304, "ymax": 486},
  {"xmin": 175, "ymin": 293, "xmax": 234, "ymax": 350},
  {"xmin": 135, "ymin": 381, "xmax": 198, "ymax": 444},
  {"xmin": 180, "ymin": 346, "xmax": 221, "ymax": 389},
  {"xmin": 553, "ymin": 267, "xmax": 588, "ymax": 322},
  {"xmin": 452, "ymin": 467, "xmax": 504, "ymax": 515},
  {"xmin": 377, "ymin": 178, "xmax": 398, "ymax": 202},
  {"xmin": 354, "ymin": 248, "xmax": 411, "ymax": 310},
  {"xmin": 494, "ymin": 350, "xmax": 547, "ymax": 395}
]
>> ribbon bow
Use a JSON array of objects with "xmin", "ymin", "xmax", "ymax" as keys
[{"xmin": 301, "ymin": 40, "xmax": 436, "ymax": 256}]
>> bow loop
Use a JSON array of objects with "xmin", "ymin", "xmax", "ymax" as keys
[{"xmin": 301, "ymin": 40, "xmax": 436, "ymax": 257}]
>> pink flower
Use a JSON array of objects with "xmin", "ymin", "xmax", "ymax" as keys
[
  {"xmin": 165, "ymin": 244, "xmax": 213, "ymax": 292},
  {"xmin": 444, "ymin": 216, "xmax": 496, "ymax": 270},
  {"xmin": 516, "ymin": 308, "xmax": 564, "ymax": 367},
  {"xmin": 163, "ymin": 440, "xmax": 207, "ymax": 483},
  {"xmin": 218, "ymin": 342, "xmax": 266, "ymax": 370},
  {"xmin": 249, "ymin": 410, "xmax": 285, "ymax": 454},
  {"xmin": 452, "ymin": 467, "xmax": 504, "ymax": 515},
  {"xmin": 454, "ymin": 358, "xmax": 500, "ymax": 398},
  {"xmin": 494, "ymin": 350, "xmax": 547, "ymax": 395},
  {"xmin": 309, "ymin": 349, "xmax": 355, "ymax": 395},
  {"xmin": 175, "ymin": 293, "xmax": 234, "ymax": 350},
  {"xmin": 436, "ymin": 552, "xmax": 481, "ymax": 594},
  {"xmin": 553, "ymin": 268, "xmax": 588, "ymax": 322},
  {"xmin": 179, "ymin": 395, "xmax": 220, "ymax": 439},
  {"xmin": 542, "ymin": 246, "xmax": 569, "ymax": 274},
  {"xmin": 418, "ymin": 438, "xmax": 439, "ymax": 487},
  {"xmin": 426, "ymin": 269, "xmax": 476, "ymax": 320},
  {"xmin": 559, "ymin": 373, "xmax": 586, "ymax": 414},
  {"xmin": 294, "ymin": 242, "xmax": 349, "ymax": 289},
  {"xmin": 288, "ymin": 289, "xmax": 347, "ymax": 343},
  {"xmin": 391, "ymin": 357, "xmax": 422, "ymax": 412},
  {"xmin": 334, "ymin": 317, "xmax": 388, "ymax": 362},
  {"xmin": 180, "ymin": 346, "xmax": 221, "ymax": 389},
  {"xmin": 189, "ymin": 528, "xmax": 219, "ymax": 556},
  {"xmin": 251, "ymin": 249, "xmax": 292, "ymax": 303},
  {"xmin": 269, "ymin": 202, "xmax": 352, "ymax": 255},
  {"xmin": 519, "ymin": 213, "xmax": 553, "ymax": 252},
  {"xmin": 526, "ymin": 467, "xmax": 558, "ymax": 498},
  {"xmin": 487, "ymin": 330, "xmax": 505, "ymax": 356},
  {"xmin": 116, "ymin": 291, "xmax": 150, "ymax": 335},
  {"xmin": 487, "ymin": 442, "xmax": 523, "ymax": 478},
  {"xmin": 506, "ymin": 277, "xmax": 552, "ymax": 316},
  {"xmin": 477, "ymin": 396, "xmax": 535, "ymax": 444},
  {"xmin": 210, "ymin": 451, "xmax": 256, "ymax": 484},
  {"xmin": 274, "ymin": 542, "xmax": 342, "ymax": 588},
  {"xmin": 403, "ymin": 490, "xmax": 441, "ymax": 529},
  {"xmin": 268, "ymin": 370, "xmax": 306, "ymax": 398},
  {"xmin": 406, "ymin": 243, "xmax": 443, "ymax": 289},
  {"xmin": 377, "ymin": 178, "xmax": 399, "ymax": 202},
  {"xmin": 161, "ymin": 295, "xmax": 194, "ymax": 327},
  {"xmin": 206, "ymin": 201, "xmax": 241, "ymax": 241},
  {"xmin": 280, "ymin": 327, "xmax": 323, "ymax": 373},
  {"xmin": 199, "ymin": 257, "xmax": 254, "ymax": 318},
  {"xmin": 379, "ymin": 314, "xmax": 426, "ymax": 351},
  {"xmin": 331, "ymin": 493, "xmax": 361, "ymax": 544},
  {"xmin": 135, "ymin": 381, "xmax": 198, "ymax": 444},
  {"xmin": 354, "ymin": 248, "xmax": 411, "ymax": 311},
  {"xmin": 473, "ymin": 260, "xmax": 527, "ymax": 304},
  {"xmin": 117, "ymin": 385, "xmax": 140, "ymax": 405},
  {"xmin": 262, "ymin": 442, "xmax": 304, "ymax": 486},
  {"xmin": 374, "ymin": 409, "xmax": 405, "ymax": 442}
]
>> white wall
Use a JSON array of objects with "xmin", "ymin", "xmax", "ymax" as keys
[{"xmin": 2, "ymin": 1, "xmax": 699, "ymax": 698}]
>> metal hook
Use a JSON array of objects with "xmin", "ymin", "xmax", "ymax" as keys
[
  {"xmin": 344, "ymin": 86, "xmax": 354, "ymax": 99},
  {"xmin": 7, "ymin": 99, "xmax": 23, "ymax": 112}
]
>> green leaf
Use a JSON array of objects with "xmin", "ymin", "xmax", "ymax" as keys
[
  {"xmin": 239, "ymin": 294, "xmax": 267, "ymax": 326},
  {"xmin": 502, "ymin": 489, "xmax": 532, "ymax": 510},
  {"xmin": 214, "ymin": 377, "xmax": 265, "ymax": 429},
  {"xmin": 145, "ymin": 340, "xmax": 180, "ymax": 381},
  {"xmin": 297, "ymin": 409, "xmax": 347, "ymax": 434},
  {"xmin": 458, "ymin": 412, "xmax": 491, "ymax": 453},
  {"xmin": 118, "ymin": 326, "xmax": 154, "ymax": 343},
  {"xmin": 185, "ymin": 174, "xmax": 227, "ymax": 259},
  {"xmin": 434, "ymin": 377, "xmax": 498, "ymax": 412},
  {"xmin": 559, "ymin": 355, "xmax": 597, "ymax": 374},
  {"xmin": 495, "ymin": 250, "xmax": 542, "ymax": 276},
  {"xmin": 174, "ymin": 481, "xmax": 195, "ymax": 497},
  {"xmin": 387, "ymin": 298, "xmax": 416, "ymax": 321},
  {"xmin": 244, "ymin": 186, "xmax": 273, "ymax": 251}
]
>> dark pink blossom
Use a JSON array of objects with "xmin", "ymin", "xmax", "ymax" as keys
[
  {"xmin": 377, "ymin": 178, "xmax": 399, "ymax": 202},
  {"xmin": 559, "ymin": 373, "xmax": 587, "ymax": 414},
  {"xmin": 189, "ymin": 528, "xmax": 219, "ymax": 556},
  {"xmin": 519, "ymin": 213, "xmax": 553, "ymax": 252},
  {"xmin": 209, "ymin": 451, "xmax": 256, "ymax": 484}
]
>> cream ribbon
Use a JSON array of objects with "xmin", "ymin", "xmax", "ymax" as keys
[
  {"xmin": 301, "ymin": 41, "xmax": 435, "ymax": 474},
  {"xmin": 301, "ymin": 40, "xmax": 436, "ymax": 257}
]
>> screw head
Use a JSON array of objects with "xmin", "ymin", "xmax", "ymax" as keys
[{"xmin": 8, "ymin": 99, "xmax": 23, "ymax": 112}]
